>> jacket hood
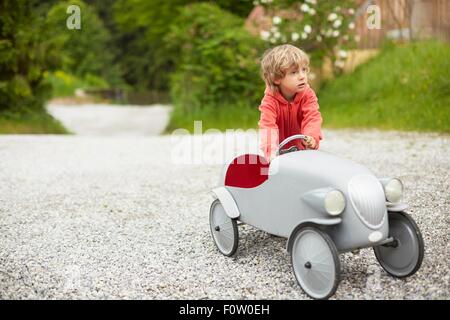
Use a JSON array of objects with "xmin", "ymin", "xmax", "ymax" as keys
[{"xmin": 264, "ymin": 85, "xmax": 310, "ymax": 105}]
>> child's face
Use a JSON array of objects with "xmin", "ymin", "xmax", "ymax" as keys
[{"xmin": 275, "ymin": 64, "xmax": 309, "ymax": 98}]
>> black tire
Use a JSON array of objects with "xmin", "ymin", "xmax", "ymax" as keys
[
  {"xmin": 209, "ymin": 199, "xmax": 238, "ymax": 257},
  {"xmin": 373, "ymin": 211, "xmax": 424, "ymax": 278}
]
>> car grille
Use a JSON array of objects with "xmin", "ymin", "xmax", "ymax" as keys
[{"xmin": 348, "ymin": 174, "xmax": 386, "ymax": 229}]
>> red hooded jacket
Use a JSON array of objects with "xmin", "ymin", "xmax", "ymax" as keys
[{"xmin": 258, "ymin": 85, "xmax": 323, "ymax": 160}]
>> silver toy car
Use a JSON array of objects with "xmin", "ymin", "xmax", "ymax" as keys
[{"xmin": 209, "ymin": 134, "xmax": 424, "ymax": 299}]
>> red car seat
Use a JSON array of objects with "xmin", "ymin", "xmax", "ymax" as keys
[{"xmin": 224, "ymin": 154, "xmax": 269, "ymax": 188}]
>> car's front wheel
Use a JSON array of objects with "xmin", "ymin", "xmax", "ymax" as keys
[
  {"xmin": 373, "ymin": 211, "xmax": 424, "ymax": 278},
  {"xmin": 291, "ymin": 226, "xmax": 340, "ymax": 299}
]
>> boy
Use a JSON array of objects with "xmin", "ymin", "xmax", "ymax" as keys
[{"xmin": 258, "ymin": 44, "xmax": 323, "ymax": 161}]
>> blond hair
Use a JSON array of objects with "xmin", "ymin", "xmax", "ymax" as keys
[{"xmin": 260, "ymin": 44, "xmax": 310, "ymax": 92}]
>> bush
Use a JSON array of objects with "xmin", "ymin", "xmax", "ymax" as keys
[
  {"xmin": 165, "ymin": 3, "xmax": 265, "ymax": 130},
  {"xmin": 113, "ymin": 0, "xmax": 255, "ymax": 92},
  {"xmin": 0, "ymin": 0, "xmax": 58, "ymax": 114},
  {"xmin": 45, "ymin": 0, "xmax": 121, "ymax": 86},
  {"xmin": 46, "ymin": 70, "xmax": 109, "ymax": 97}
]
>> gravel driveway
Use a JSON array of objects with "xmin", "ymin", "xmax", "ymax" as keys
[
  {"xmin": 0, "ymin": 129, "xmax": 448, "ymax": 299},
  {"xmin": 47, "ymin": 104, "xmax": 171, "ymax": 136}
]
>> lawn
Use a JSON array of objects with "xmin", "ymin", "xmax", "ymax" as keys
[
  {"xmin": 319, "ymin": 40, "xmax": 450, "ymax": 133},
  {"xmin": 167, "ymin": 40, "xmax": 450, "ymax": 134},
  {"xmin": 0, "ymin": 110, "xmax": 69, "ymax": 134}
]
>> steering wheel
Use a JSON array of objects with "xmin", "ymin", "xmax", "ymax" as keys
[{"xmin": 276, "ymin": 134, "xmax": 308, "ymax": 156}]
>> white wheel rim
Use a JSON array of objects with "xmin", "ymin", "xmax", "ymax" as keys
[
  {"xmin": 292, "ymin": 229, "xmax": 337, "ymax": 299},
  {"xmin": 210, "ymin": 201, "xmax": 235, "ymax": 255}
]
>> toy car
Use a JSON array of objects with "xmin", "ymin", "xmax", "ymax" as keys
[{"xmin": 209, "ymin": 134, "xmax": 424, "ymax": 299}]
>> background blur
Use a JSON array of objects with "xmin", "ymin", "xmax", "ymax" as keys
[{"xmin": 1, "ymin": 0, "xmax": 449, "ymax": 134}]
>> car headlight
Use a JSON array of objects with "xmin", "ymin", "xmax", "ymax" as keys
[
  {"xmin": 384, "ymin": 178, "xmax": 403, "ymax": 203},
  {"xmin": 324, "ymin": 190, "xmax": 346, "ymax": 216}
]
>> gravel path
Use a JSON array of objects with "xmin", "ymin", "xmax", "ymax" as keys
[
  {"xmin": 47, "ymin": 104, "xmax": 171, "ymax": 136},
  {"xmin": 0, "ymin": 130, "xmax": 448, "ymax": 299}
]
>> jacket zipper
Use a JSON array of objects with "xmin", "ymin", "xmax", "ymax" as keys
[{"xmin": 287, "ymin": 102, "xmax": 291, "ymax": 147}]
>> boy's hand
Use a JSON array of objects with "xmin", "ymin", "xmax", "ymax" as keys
[{"xmin": 302, "ymin": 135, "xmax": 316, "ymax": 149}]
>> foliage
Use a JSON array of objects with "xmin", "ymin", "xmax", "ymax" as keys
[
  {"xmin": 0, "ymin": 109, "xmax": 69, "ymax": 134},
  {"xmin": 0, "ymin": 0, "xmax": 59, "ymax": 113},
  {"xmin": 319, "ymin": 40, "xmax": 450, "ymax": 132},
  {"xmin": 46, "ymin": 70, "xmax": 109, "ymax": 97},
  {"xmin": 255, "ymin": 0, "xmax": 358, "ymax": 73},
  {"xmin": 45, "ymin": 0, "xmax": 121, "ymax": 86},
  {"xmin": 165, "ymin": 3, "xmax": 265, "ymax": 127},
  {"xmin": 113, "ymin": 0, "xmax": 255, "ymax": 92}
]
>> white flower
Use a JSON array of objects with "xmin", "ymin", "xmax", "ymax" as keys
[
  {"xmin": 334, "ymin": 60, "xmax": 345, "ymax": 68},
  {"xmin": 308, "ymin": 8, "xmax": 316, "ymax": 15},
  {"xmin": 291, "ymin": 32, "xmax": 300, "ymax": 41},
  {"xmin": 348, "ymin": 22, "xmax": 355, "ymax": 30},
  {"xmin": 339, "ymin": 50, "xmax": 348, "ymax": 58},
  {"xmin": 274, "ymin": 31, "xmax": 281, "ymax": 39},
  {"xmin": 333, "ymin": 30, "xmax": 340, "ymax": 37},
  {"xmin": 304, "ymin": 25, "xmax": 312, "ymax": 34},
  {"xmin": 328, "ymin": 13, "xmax": 338, "ymax": 21},
  {"xmin": 301, "ymin": 32, "xmax": 307, "ymax": 39},
  {"xmin": 333, "ymin": 19, "xmax": 342, "ymax": 28},
  {"xmin": 260, "ymin": 0, "xmax": 267, "ymax": 3},
  {"xmin": 260, "ymin": 30, "xmax": 270, "ymax": 40},
  {"xmin": 325, "ymin": 29, "xmax": 333, "ymax": 37},
  {"xmin": 335, "ymin": 6, "xmax": 341, "ymax": 12},
  {"xmin": 300, "ymin": 4, "xmax": 310, "ymax": 12},
  {"xmin": 273, "ymin": 16, "xmax": 282, "ymax": 25},
  {"xmin": 270, "ymin": 37, "xmax": 276, "ymax": 43},
  {"xmin": 348, "ymin": 8, "xmax": 355, "ymax": 15},
  {"xmin": 305, "ymin": 0, "xmax": 316, "ymax": 4},
  {"xmin": 316, "ymin": 35, "xmax": 322, "ymax": 42},
  {"xmin": 270, "ymin": 26, "xmax": 278, "ymax": 33}
]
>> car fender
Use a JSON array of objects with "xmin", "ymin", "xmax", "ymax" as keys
[
  {"xmin": 211, "ymin": 187, "xmax": 240, "ymax": 219},
  {"xmin": 286, "ymin": 218, "xmax": 342, "ymax": 253},
  {"xmin": 387, "ymin": 202, "xmax": 408, "ymax": 212}
]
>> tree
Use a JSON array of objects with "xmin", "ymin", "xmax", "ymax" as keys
[
  {"xmin": 45, "ymin": 0, "xmax": 121, "ymax": 85},
  {"xmin": 166, "ymin": 3, "xmax": 265, "ymax": 112},
  {"xmin": 0, "ymin": 0, "xmax": 59, "ymax": 113},
  {"xmin": 113, "ymin": 0, "xmax": 256, "ymax": 92}
]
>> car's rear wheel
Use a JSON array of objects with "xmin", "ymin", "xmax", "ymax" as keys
[
  {"xmin": 209, "ymin": 199, "xmax": 238, "ymax": 256},
  {"xmin": 291, "ymin": 226, "xmax": 340, "ymax": 299},
  {"xmin": 373, "ymin": 211, "xmax": 424, "ymax": 278}
]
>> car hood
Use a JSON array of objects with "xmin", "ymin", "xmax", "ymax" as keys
[{"xmin": 269, "ymin": 150, "xmax": 376, "ymax": 192}]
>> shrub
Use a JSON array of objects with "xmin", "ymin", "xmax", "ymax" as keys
[
  {"xmin": 254, "ymin": 0, "xmax": 358, "ymax": 74},
  {"xmin": 165, "ymin": 3, "xmax": 265, "ymax": 124},
  {"xmin": 45, "ymin": 0, "xmax": 121, "ymax": 86},
  {"xmin": 46, "ymin": 70, "xmax": 109, "ymax": 97},
  {"xmin": 0, "ymin": 0, "xmax": 58, "ymax": 113}
]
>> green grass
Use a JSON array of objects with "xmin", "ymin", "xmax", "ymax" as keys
[
  {"xmin": 165, "ymin": 103, "xmax": 260, "ymax": 133},
  {"xmin": 318, "ymin": 40, "xmax": 450, "ymax": 133},
  {"xmin": 167, "ymin": 40, "xmax": 449, "ymax": 133},
  {"xmin": 0, "ymin": 110, "xmax": 70, "ymax": 134}
]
